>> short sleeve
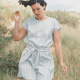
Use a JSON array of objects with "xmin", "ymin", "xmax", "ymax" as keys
[
  {"xmin": 53, "ymin": 18, "xmax": 61, "ymax": 32},
  {"xmin": 22, "ymin": 19, "xmax": 28, "ymax": 30}
]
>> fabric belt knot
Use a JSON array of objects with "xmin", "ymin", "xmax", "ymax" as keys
[{"xmin": 19, "ymin": 42, "xmax": 49, "ymax": 64}]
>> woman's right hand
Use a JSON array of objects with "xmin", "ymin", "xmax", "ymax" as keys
[{"xmin": 14, "ymin": 11, "xmax": 21, "ymax": 22}]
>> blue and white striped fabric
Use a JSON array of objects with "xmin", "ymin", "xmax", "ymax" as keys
[{"xmin": 18, "ymin": 17, "xmax": 61, "ymax": 80}]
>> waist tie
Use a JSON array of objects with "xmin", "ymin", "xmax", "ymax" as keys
[
  {"xmin": 27, "ymin": 42, "xmax": 49, "ymax": 51},
  {"xmin": 19, "ymin": 42, "xmax": 49, "ymax": 64}
]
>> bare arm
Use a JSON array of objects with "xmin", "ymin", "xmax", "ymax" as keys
[
  {"xmin": 13, "ymin": 22, "xmax": 27, "ymax": 41},
  {"xmin": 53, "ymin": 30, "xmax": 67, "ymax": 73},
  {"xmin": 53, "ymin": 30, "xmax": 63, "ymax": 63},
  {"xmin": 13, "ymin": 11, "xmax": 27, "ymax": 41}
]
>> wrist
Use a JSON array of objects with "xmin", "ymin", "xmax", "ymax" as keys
[
  {"xmin": 60, "ymin": 58, "xmax": 63, "ymax": 64},
  {"xmin": 15, "ymin": 21, "xmax": 19, "ymax": 26},
  {"xmin": 15, "ymin": 21, "xmax": 19, "ymax": 23},
  {"xmin": 15, "ymin": 21, "xmax": 19, "ymax": 28},
  {"xmin": 60, "ymin": 61, "xmax": 64, "ymax": 64}
]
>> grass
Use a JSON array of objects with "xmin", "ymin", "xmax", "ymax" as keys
[
  {"xmin": 0, "ymin": 0, "xmax": 80, "ymax": 80},
  {"xmin": 0, "ymin": 68, "xmax": 17, "ymax": 80},
  {"xmin": 52, "ymin": 25, "xmax": 80, "ymax": 80},
  {"xmin": 45, "ymin": 10, "xmax": 79, "ymax": 28}
]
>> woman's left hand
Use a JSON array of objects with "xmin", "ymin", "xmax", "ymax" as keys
[{"xmin": 60, "ymin": 62, "xmax": 67, "ymax": 73}]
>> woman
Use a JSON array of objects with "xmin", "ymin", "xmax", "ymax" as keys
[{"xmin": 14, "ymin": 0, "xmax": 67, "ymax": 80}]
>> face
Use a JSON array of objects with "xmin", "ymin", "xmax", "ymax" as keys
[{"xmin": 31, "ymin": 3, "xmax": 45, "ymax": 18}]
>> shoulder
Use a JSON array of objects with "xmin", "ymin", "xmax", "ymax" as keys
[{"xmin": 48, "ymin": 17, "xmax": 60, "ymax": 26}]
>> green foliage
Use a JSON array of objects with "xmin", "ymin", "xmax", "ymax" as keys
[
  {"xmin": 0, "ymin": 17, "xmax": 8, "ymax": 36},
  {"xmin": 0, "ymin": 5, "xmax": 4, "ymax": 12},
  {"xmin": 0, "ymin": 39, "xmax": 26, "ymax": 76},
  {"xmin": 0, "ymin": 16, "xmax": 10, "ymax": 50}
]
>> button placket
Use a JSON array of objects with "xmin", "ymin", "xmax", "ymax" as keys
[
  {"xmin": 37, "ymin": 29, "xmax": 42, "ymax": 31},
  {"xmin": 36, "ymin": 22, "xmax": 42, "ymax": 43},
  {"xmin": 37, "ymin": 26, "xmax": 42, "ymax": 36},
  {"xmin": 37, "ymin": 32, "xmax": 41, "ymax": 36}
]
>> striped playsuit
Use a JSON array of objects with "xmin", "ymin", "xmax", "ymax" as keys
[{"xmin": 18, "ymin": 17, "xmax": 61, "ymax": 80}]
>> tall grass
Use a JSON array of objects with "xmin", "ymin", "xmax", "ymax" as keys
[
  {"xmin": 0, "ymin": 0, "xmax": 80, "ymax": 79},
  {"xmin": 0, "ymin": 14, "xmax": 11, "ymax": 50},
  {"xmin": 0, "ymin": 68, "xmax": 17, "ymax": 80},
  {"xmin": 45, "ymin": 10, "xmax": 79, "ymax": 28},
  {"xmin": 52, "ymin": 25, "xmax": 80, "ymax": 80}
]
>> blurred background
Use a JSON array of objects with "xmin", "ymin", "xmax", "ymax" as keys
[{"xmin": 0, "ymin": 0, "xmax": 80, "ymax": 80}]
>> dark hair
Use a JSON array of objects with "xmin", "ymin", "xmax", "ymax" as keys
[{"xmin": 18, "ymin": 0, "xmax": 47, "ymax": 10}]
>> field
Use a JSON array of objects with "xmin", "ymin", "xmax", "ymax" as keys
[{"xmin": 0, "ymin": 0, "xmax": 80, "ymax": 80}]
